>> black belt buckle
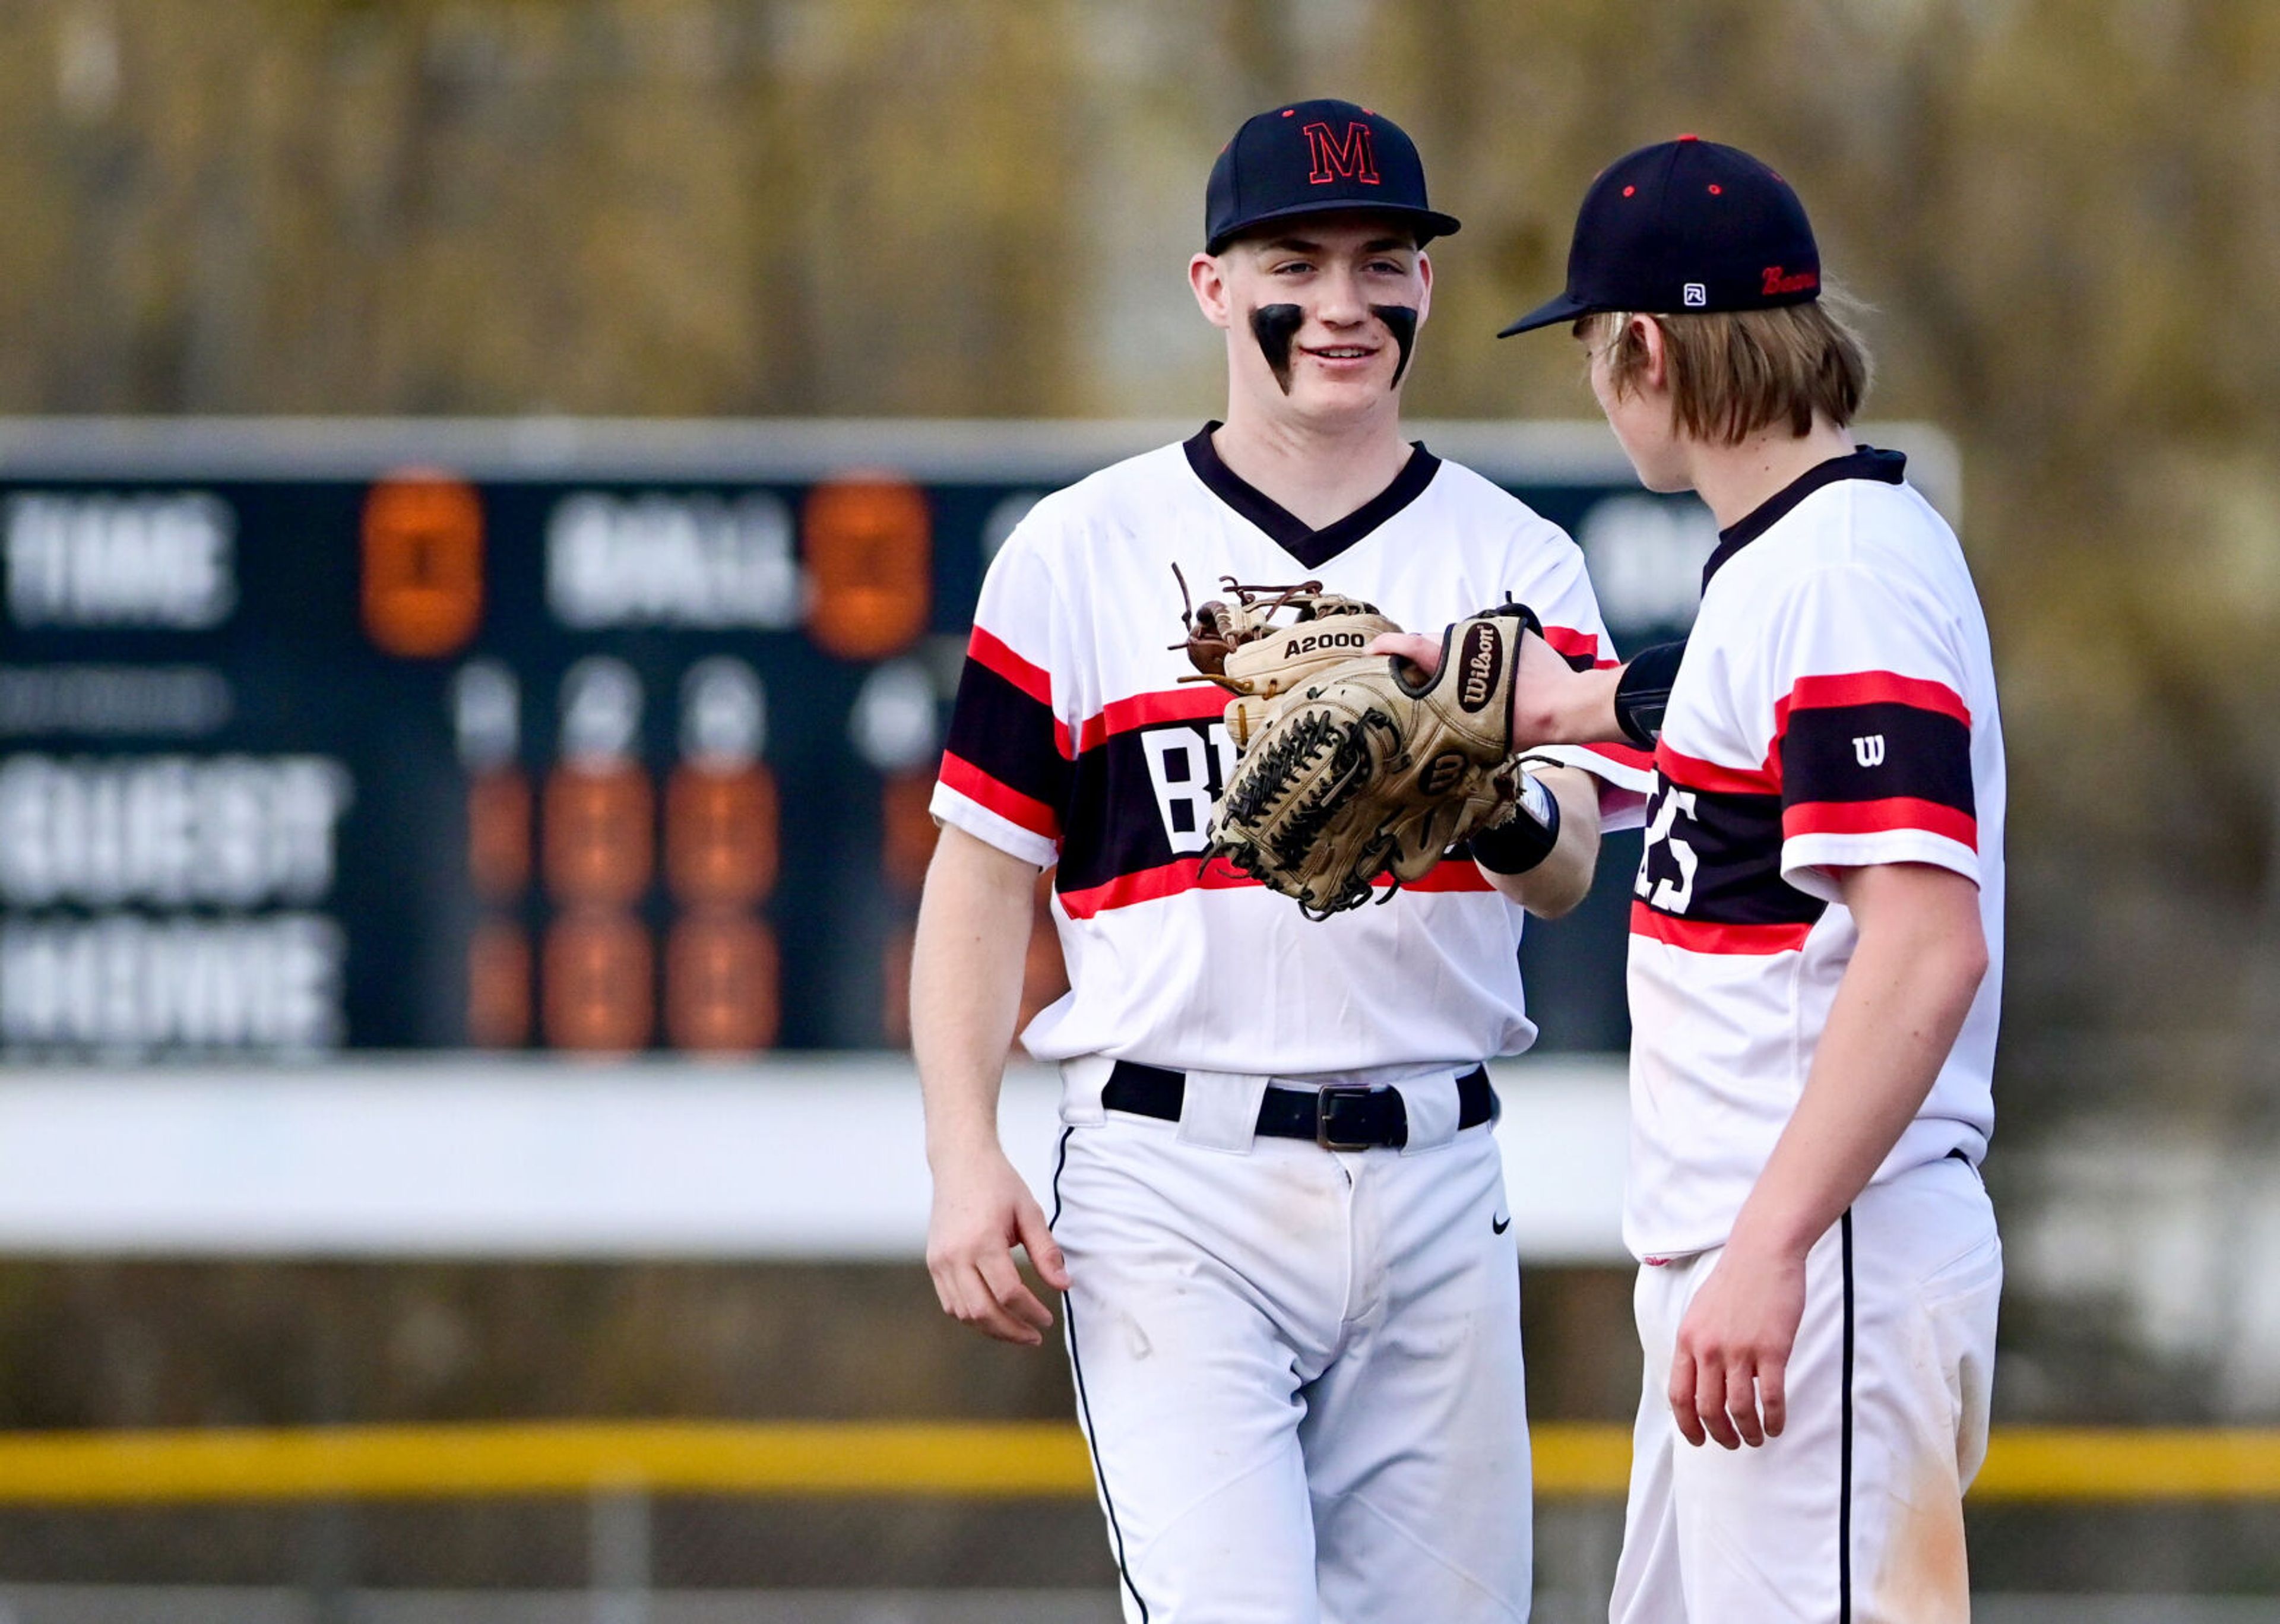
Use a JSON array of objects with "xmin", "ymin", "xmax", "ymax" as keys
[{"xmin": 1315, "ymin": 1084, "xmax": 1384, "ymax": 1151}]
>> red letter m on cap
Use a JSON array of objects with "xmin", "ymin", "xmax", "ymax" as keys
[{"xmin": 1303, "ymin": 121, "xmax": 1380, "ymax": 186}]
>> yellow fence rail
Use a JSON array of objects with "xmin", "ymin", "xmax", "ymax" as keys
[{"xmin": 0, "ymin": 1422, "xmax": 2274, "ymax": 1505}]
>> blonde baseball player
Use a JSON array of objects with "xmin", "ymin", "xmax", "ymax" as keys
[
  {"xmin": 1389, "ymin": 135, "xmax": 2004, "ymax": 1621},
  {"xmin": 913, "ymin": 100, "xmax": 1650, "ymax": 1622}
]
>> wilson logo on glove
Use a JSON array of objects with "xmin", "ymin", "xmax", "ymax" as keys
[
  {"xmin": 1457, "ymin": 623, "xmax": 1503, "ymax": 713},
  {"xmin": 1420, "ymin": 751, "xmax": 1468, "ymax": 797}
]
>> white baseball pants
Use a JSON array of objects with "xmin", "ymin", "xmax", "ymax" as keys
[
  {"xmin": 1049, "ymin": 1109, "xmax": 1533, "ymax": 1623},
  {"xmin": 1611, "ymin": 1154, "xmax": 2002, "ymax": 1624}
]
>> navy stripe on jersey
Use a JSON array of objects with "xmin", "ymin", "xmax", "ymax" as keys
[
  {"xmin": 1049, "ymin": 691, "xmax": 1498, "ymax": 919},
  {"xmin": 937, "ymin": 657, "xmax": 1493, "ymax": 919},
  {"xmin": 940, "ymin": 629, "xmax": 1071, "ymax": 843},
  {"xmin": 1700, "ymin": 447, "xmax": 1907, "ymax": 590},
  {"xmin": 1057, "ymin": 699, "xmax": 1232, "ymax": 904},
  {"xmin": 1633, "ymin": 748, "xmax": 1825, "ymax": 954},
  {"xmin": 1775, "ymin": 673, "xmax": 1976, "ymax": 850}
]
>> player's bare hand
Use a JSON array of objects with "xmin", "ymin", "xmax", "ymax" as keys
[
  {"xmin": 1369, "ymin": 627, "xmax": 1611, "ymax": 749},
  {"xmin": 1508, "ymin": 631, "xmax": 1610, "ymax": 749},
  {"xmin": 1370, "ymin": 630, "xmax": 1445, "ymax": 680},
  {"xmin": 925, "ymin": 1144, "xmax": 1072, "ymax": 1347},
  {"xmin": 1667, "ymin": 1239, "xmax": 1807, "ymax": 1449}
]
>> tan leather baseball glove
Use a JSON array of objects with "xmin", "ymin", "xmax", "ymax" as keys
[{"xmin": 1174, "ymin": 574, "xmax": 1534, "ymax": 919}]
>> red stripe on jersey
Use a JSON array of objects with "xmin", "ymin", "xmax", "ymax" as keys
[
  {"xmin": 1388, "ymin": 862, "xmax": 1497, "ymax": 894},
  {"xmin": 1057, "ymin": 851, "xmax": 1496, "ymax": 917},
  {"xmin": 1072, "ymin": 686, "xmax": 1231, "ymax": 756},
  {"xmin": 967, "ymin": 626, "xmax": 1053, "ymax": 707},
  {"xmin": 1782, "ymin": 796, "xmax": 1978, "ymax": 851},
  {"xmin": 1774, "ymin": 672, "xmax": 1971, "ymax": 733},
  {"xmin": 1541, "ymin": 625, "xmax": 1616, "ymax": 667},
  {"xmin": 939, "ymin": 751, "xmax": 1061, "ymax": 841},
  {"xmin": 1656, "ymin": 740, "xmax": 1778, "ymax": 796},
  {"xmin": 1630, "ymin": 901, "xmax": 1812, "ymax": 955},
  {"xmin": 1579, "ymin": 740, "xmax": 1656, "ymax": 776},
  {"xmin": 967, "ymin": 628, "xmax": 1074, "ymax": 757},
  {"xmin": 1059, "ymin": 854, "xmax": 1253, "ymax": 918}
]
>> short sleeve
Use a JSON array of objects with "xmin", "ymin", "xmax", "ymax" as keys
[
  {"xmin": 1766, "ymin": 565, "xmax": 1979, "ymax": 901},
  {"xmin": 1504, "ymin": 530, "xmax": 1654, "ymax": 831},
  {"xmin": 930, "ymin": 523, "xmax": 1072, "ymax": 869}
]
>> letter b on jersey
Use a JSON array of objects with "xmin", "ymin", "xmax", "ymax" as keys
[{"xmin": 1141, "ymin": 724, "xmax": 1237, "ymax": 853}]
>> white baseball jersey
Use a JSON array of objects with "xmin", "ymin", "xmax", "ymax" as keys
[
  {"xmin": 932, "ymin": 425, "xmax": 1654, "ymax": 1093},
  {"xmin": 1623, "ymin": 448, "xmax": 2006, "ymax": 1259}
]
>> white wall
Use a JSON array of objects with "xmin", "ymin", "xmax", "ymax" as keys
[{"xmin": 0, "ymin": 1054, "xmax": 1629, "ymax": 1262}]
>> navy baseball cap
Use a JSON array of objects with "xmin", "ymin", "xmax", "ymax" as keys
[
  {"xmin": 1498, "ymin": 136, "xmax": 1820, "ymax": 335},
  {"xmin": 1206, "ymin": 99, "xmax": 1461, "ymax": 255}
]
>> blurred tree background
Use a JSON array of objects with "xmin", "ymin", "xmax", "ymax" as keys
[
  {"xmin": 0, "ymin": 0, "xmax": 2277, "ymax": 1433},
  {"xmin": 3, "ymin": 0, "xmax": 2275, "ymax": 1148}
]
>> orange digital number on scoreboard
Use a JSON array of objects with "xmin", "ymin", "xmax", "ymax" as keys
[
  {"xmin": 880, "ymin": 770, "xmax": 940, "ymax": 895},
  {"xmin": 803, "ymin": 475, "xmax": 930, "ymax": 659},
  {"xmin": 665, "ymin": 765, "xmax": 779, "ymax": 907},
  {"xmin": 363, "ymin": 472, "xmax": 484, "ymax": 658},
  {"xmin": 543, "ymin": 765, "xmax": 654, "ymax": 907},
  {"xmin": 467, "ymin": 770, "xmax": 531, "ymax": 901},
  {"xmin": 881, "ymin": 925, "xmax": 917, "ymax": 1049},
  {"xmin": 666, "ymin": 912, "xmax": 780, "ymax": 1053},
  {"xmin": 467, "ymin": 921, "xmax": 531, "ymax": 1048},
  {"xmin": 543, "ymin": 910, "xmax": 655, "ymax": 1052}
]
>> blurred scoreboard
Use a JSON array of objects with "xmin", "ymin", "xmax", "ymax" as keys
[{"xmin": 0, "ymin": 419, "xmax": 1952, "ymax": 1060}]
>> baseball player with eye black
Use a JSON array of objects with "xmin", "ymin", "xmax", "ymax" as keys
[
  {"xmin": 1386, "ymin": 137, "xmax": 2004, "ymax": 1620},
  {"xmin": 912, "ymin": 100, "xmax": 1651, "ymax": 1622}
]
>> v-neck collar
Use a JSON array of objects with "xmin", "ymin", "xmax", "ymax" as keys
[
  {"xmin": 1700, "ymin": 445, "xmax": 1908, "ymax": 591},
  {"xmin": 1183, "ymin": 422, "xmax": 1441, "ymax": 571}
]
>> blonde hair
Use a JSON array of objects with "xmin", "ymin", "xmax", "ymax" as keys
[{"xmin": 1579, "ymin": 290, "xmax": 1873, "ymax": 445}]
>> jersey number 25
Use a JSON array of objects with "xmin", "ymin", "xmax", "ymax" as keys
[{"xmin": 1636, "ymin": 784, "xmax": 1700, "ymax": 914}]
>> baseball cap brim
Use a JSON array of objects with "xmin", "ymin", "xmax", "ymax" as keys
[
  {"xmin": 1208, "ymin": 198, "xmax": 1462, "ymax": 255},
  {"xmin": 1496, "ymin": 289, "xmax": 1596, "ymax": 338}
]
